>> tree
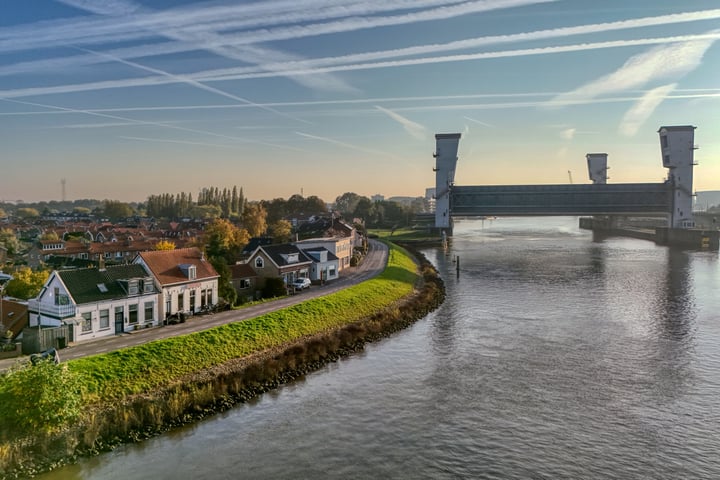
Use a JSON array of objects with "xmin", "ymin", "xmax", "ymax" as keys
[
  {"xmin": 269, "ymin": 219, "xmax": 293, "ymax": 243},
  {"xmin": 334, "ymin": 192, "xmax": 363, "ymax": 215},
  {"xmin": 304, "ymin": 195, "xmax": 327, "ymax": 215},
  {"xmin": 208, "ymin": 256, "xmax": 237, "ymax": 307},
  {"xmin": 353, "ymin": 197, "xmax": 374, "ymax": 223},
  {"xmin": 154, "ymin": 240, "xmax": 176, "ymax": 251},
  {"xmin": 16, "ymin": 207, "xmax": 40, "ymax": 219},
  {"xmin": 4, "ymin": 267, "xmax": 49, "ymax": 300},
  {"xmin": 72, "ymin": 206, "xmax": 92, "ymax": 215},
  {"xmin": 0, "ymin": 228, "xmax": 20, "ymax": 256},
  {"xmin": 262, "ymin": 197, "xmax": 289, "ymax": 224},
  {"xmin": 102, "ymin": 200, "xmax": 134, "ymax": 220},
  {"xmin": 189, "ymin": 204, "xmax": 222, "ymax": 220},
  {"xmin": 242, "ymin": 202, "xmax": 268, "ymax": 238},
  {"xmin": 40, "ymin": 232, "xmax": 60, "ymax": 241},
  {"xmin": 204, "ymin": 219, "xmax": 250, "ymax": 262}
]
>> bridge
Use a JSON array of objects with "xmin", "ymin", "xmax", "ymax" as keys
[{"xmin": 433, "ymin": 127, "xmax": 697, "ymax": 232}]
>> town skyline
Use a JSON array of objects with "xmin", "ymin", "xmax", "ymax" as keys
[{"xmin": 2, "ymin": 0, "xmax": 719, "ymax": 203}]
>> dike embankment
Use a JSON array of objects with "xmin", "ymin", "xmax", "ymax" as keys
[{"xmin": 0, "ymin": 244, "xmax": 445, "ymax": 479}]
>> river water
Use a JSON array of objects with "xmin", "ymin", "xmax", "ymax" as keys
[{"xmin": 41, "ymin": 217, "xmax": 720, "ymax": 479}]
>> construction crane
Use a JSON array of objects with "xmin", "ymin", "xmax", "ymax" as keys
[{"xmin": 568, "ymin": 170, "xmax": 574, "ymax": 184}]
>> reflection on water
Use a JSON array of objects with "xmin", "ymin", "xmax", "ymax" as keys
[{"xmin": 40, "ymin": 218, "xmax": 720, "ymax": 480}]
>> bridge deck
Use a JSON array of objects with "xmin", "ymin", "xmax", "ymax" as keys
[{"xmin": 450, "ymin": 183, "xmax": 672, "ymax": 216}]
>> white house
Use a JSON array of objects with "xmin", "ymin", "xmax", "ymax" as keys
[
  {"xmin": 294, "ymin": 236, "xmax": 354, "ymax": 271},
  {"xmin": 134, "ymin": 247, "xmax": 220, "ymax": 321},
  {"xmin": 28, "ymin": 263, "xmax": 159, "ymax": 343},
  {"xmin": 301, "ymin": 247, "xmax": 340, "ymax": 284}
]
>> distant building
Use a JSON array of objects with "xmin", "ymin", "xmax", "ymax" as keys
[
  {"xmin": 695, "ymin": 191, "xmax": 720, "ymax": 211},
  {"xmin": 425, "ymin": 188, "xmax": 437, "ymax": 213},
  {"xmin": 371, "ymin": 194, "xmax": 384, "ymax": 203}
]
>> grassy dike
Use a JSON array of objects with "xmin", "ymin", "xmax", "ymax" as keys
[{"xmin": 0, "ymin": 242, "xmax": 445, "ymax": 478}]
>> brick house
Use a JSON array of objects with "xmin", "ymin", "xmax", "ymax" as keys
[{"xmin": 244, "ymin": 244, "xmax": 312, "ymax": 289}]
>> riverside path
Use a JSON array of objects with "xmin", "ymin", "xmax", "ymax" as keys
[{"xmin": 1, "ymin": 240, "xmax": 388, "ymax": 370}]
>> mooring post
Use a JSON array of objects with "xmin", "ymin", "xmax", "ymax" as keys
[{"xmin": 456, "ymin": 255, "xmax": 460, "ymax": 278}]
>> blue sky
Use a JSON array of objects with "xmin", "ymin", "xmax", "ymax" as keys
[{"xmin": 1, "ymin": 0, "xmax": 718, "ymax": 203}]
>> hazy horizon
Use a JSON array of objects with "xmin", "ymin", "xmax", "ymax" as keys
[{"xmin": 2, "ymin": 0, "xmax": 719, "ymax": 203}]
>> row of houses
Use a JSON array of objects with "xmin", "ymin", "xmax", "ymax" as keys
[
  {"xmin": 27, "ymin": 248, "xmax": 219, "ymax": 343},
  {"xmin": 21, "ymin": 233, "xmax": 359, "ymax": 345}
]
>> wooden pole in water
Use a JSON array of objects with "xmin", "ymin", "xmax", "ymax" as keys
[{"xmin": 456, "ymin": 255, "xmax": 460, "ymax": 278}]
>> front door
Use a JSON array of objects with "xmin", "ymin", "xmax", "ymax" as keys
[{"xmin": 114, "ymin": 306, "xmax": 124, "ymax": 334}]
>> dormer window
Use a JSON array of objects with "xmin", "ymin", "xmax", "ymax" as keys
[
  {"xmin": 179, "ymin": 264, "xmax": 197, "ymax": 279},
  {"xmin": 255, "ymin": 257, "xmax": 264, "ymax": 268}
]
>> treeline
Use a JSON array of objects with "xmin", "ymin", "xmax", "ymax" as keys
[{"xmin": 146, "ymin": 186, "xmax": 245, "ymax": 219}]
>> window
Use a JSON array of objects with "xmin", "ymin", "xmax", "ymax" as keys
[
  {"xmin": 189, "ymin": 290, "xmax": 196, "ymax": 312},
  {"xmin": 54, "ymin": 287, "xmax": 70, "ymax": 305},
  {"xmin": 127, "ymin": 280, "xmax": 138, "ymax": 295},
  {"xmin": 255, "ymin": 257, "xmax": 264, "ymax": 268},
  {"xmin": 188, "ymin": 265, "xmax": 197, "ymax": 280},
  {"xmin": 79, "ymin": 253, "xmax": 88, "ymax": 260},
  {"xmin": 143, "ymin": 278, "xmax": 154, "ymax": 293},
  {"xmin": 81, "ymin": 312, "xmax": 92, "ymax": 332},
  {"xmin": 661, "ymin": 135, "xmax": 668, "ymax": 148},
  {"xmin": 178, "ymin": 293, "xmax": 184, "ymax": 312},
  {"xmin": 128, "ymin": 304, "xmax": 138, "ymax": 324},
  {"xmin": 240, "ymin": 279, "xmax": 251, "ymax": 289},
  {"xmin": 144, "ymin": 302, "xmax": 154, "ymax": 323},
  {"xmin": 99, "ymin": 309, "xmax": 110, "ymax": 329},
  {"xmin": 329, "ymin": 265, "xmax": 336, "ymax": 277}
]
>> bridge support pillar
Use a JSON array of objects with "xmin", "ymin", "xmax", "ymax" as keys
[
  {"xmin": 434, "ymin": 133, "xmax": 461, "ymax": 235},
  {"xmin": 659, "ymin": 126, "xmax": 696, "ymax": 229}
]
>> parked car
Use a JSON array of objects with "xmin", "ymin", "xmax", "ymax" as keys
[{"xmin": 292, "ymin": 278, "xmax": 311, "ymax": 290}]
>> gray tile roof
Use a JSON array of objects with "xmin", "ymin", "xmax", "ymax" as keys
[{"xmin": 57, "ymin": 264, "xmax": 153, "ymax": 305}]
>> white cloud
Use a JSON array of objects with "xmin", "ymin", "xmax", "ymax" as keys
[
  {"xmin": 463, "ymin": 116, "xmax": 494, "ymax": 128},
  {"xmin": 549, "ymin": 36, "xmax": 718, "ymax": 106},
  {"xmin": 375, "ymin": 105, "xmax": 427, "ymax": 140},
  {"xmin": 618, "ymin": 83, "xmax": 677, "ymax": 137},
  {"xmin": 559, "ymin": 128, "xmax": 576, "ymax": 140}
]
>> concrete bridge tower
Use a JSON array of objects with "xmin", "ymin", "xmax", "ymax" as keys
[
  {"xmin": 586, "ymin": 153, "xmax": 608, "ymax": 184},
  {"xmin": 434, "ymin": 133, "xmax": 461, "ymax": 232},
  {"xmin": 659, "ymin": 126, "xmax": 696, "ymax": 228}
]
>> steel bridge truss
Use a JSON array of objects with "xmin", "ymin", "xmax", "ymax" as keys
[{"xmin": 450, "ymin": 183, "xmax": 672, "ymax": 217}]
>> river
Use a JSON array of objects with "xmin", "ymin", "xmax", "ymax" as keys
[{"xmin": 40, "ymin": 217, "xmax": 720, "ymax": 479}]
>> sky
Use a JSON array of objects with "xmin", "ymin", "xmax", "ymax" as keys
[{"xmin": 0, "ymin": 0, "xmax": 719, "ymax": 204}]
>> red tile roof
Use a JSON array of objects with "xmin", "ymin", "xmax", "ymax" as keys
[{"xmin": 137, "ymin": 247, "xmax": 219, "ymax": 286}]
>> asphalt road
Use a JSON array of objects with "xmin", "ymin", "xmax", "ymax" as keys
[{"xmin": 1, "ymin": 240, "xmax": 388, "ymax": 369}]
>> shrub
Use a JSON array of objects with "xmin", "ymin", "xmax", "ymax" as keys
[
  {"xmin": 262, "ymin": 277, "xmax": 286, "ymax": 298},
  {"xmin": 0, "ymin": 361, "xmax": 83, "ymax": 437}
]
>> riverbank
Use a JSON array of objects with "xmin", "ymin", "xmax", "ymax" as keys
[{"xmin": 0, "ymin": 243, "xmax": 445, "ymax": 479}]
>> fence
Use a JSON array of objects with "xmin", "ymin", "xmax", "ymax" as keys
[{"xmin": 21, "ymin": 326, "xmax": 69, "ymax": 354}]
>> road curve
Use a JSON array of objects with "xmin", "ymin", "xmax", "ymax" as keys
[{"xmin": 2, "ymin": 240, "xmax": 389, "ymax": 367}]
